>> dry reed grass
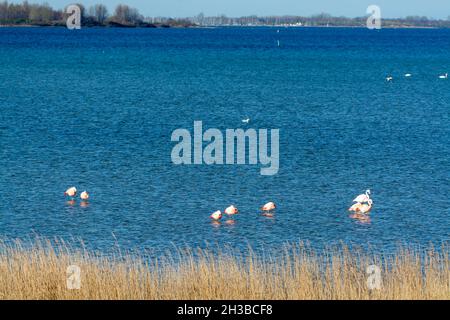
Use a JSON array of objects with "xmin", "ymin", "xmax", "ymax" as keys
[{"xmin": 0, "ymin": 239, "xmax": 448, "ymax": 300}]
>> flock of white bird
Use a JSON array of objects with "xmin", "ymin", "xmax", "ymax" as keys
[
  {"xmin": 386, "ymin": 73, "xmax": 448, "ymax": 81},
  {"xmin": 210, "ymin": 202, "xmax": 276, "ymax": 221},
  {"xmin": 65, "ymin": 186, "xmax": 370, "ymax": 222},
  {"xmin": 64, "ymin": 186, "xmax": 89, "ymax": 201},
  {"xmin": 210, "ymin": 191, "xmax": 373, "ymax": 222}
]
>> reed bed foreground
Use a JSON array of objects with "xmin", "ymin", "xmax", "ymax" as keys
[{"xmin": 0, "ymin": 240, "xmax": 448, "ymax": 300}]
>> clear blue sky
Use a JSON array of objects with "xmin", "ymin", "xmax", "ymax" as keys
[{"xmin": 11, "ymin": 0, "xmax": 450, "ymax": 19}]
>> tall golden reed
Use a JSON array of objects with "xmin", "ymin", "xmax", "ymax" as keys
[{"xmin": 0, "ymin": 239, "xmax": 448, "ymax": 300}]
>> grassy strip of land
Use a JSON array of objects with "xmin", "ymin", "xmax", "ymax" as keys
[{"xmin": 0, "ymin": 239, "xmax": 448, "ymax": 300}]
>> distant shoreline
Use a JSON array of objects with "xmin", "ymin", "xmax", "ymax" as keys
[
  {"xmin": 1, "ymin": 2, "xmax": 449, "ymax": 30},
  {"xmin": 0, "ymin": 23, "xmax": 187, "ymax": 28},
  {"xmin": 0, "ymin": 24, "xmax": 442, "ymax": 29}
]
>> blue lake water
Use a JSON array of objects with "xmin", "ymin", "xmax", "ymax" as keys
[{"xmin": 0, "ymin": 27, "xmax": 448, "ymax": 255}]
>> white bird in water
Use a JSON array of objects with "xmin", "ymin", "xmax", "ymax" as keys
[
  {"xmin": 404, "ymin": 73, "xmax": 412, "ymax": 77},
  {"xmin": 261, "ymin": 202, "xmax": 276, "ymax": 212},
  {"xmin": 352, "ymin": 189, "xmax": 371, "ymax": 204},
  {"xmin": 80, "ymin": 191, "xmax": 89, "ymax": 201},
  {"xmin": 349, "ymin": 190, "xmax": 373, "ymax": 215},
  {"xmin": 439, "ymin": 73, "xmax": 448, "ymax": 79},
  {"xmin": 210, "ymin": 210, "xmax": 222, "ymax": 221},
  {"xmin": 358, "ymin": 199, "xmax": 373, "ymax": 214},
  {"xmin": 349, "ymin": 199, "xmax": 373, "ymax": 214},
  {"xmin": 386, "ymin": 76, "xmax": 393, "ymax": 82},
  {"xmin": 348, "ymin": 202, "xmax": 362, "ymax": 212},
  {"xmin": 242, "ymin": 118, "xmax": 250, "ymax": 124},
  {"xmin": 64, "ymin": 187, "xmax": 77, "ymax": 199},
  {"xmin": 224, "ymin": 205, "xmax": 238, "ymax": 216}
]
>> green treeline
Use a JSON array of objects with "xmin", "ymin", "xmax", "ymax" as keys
[{"xmin": 0, "ymin": 1, "xmax": 192, "ymax": 27}]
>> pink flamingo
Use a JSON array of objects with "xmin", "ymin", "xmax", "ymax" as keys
[
  {"xmin": 210, "ymin": 210, "xmax": 222, "ymax": 221},
  {"xmin": 348, "ymin": 202, "xmax": 363, "ymax": 212},
  {"xmin": 352, "ymin": 190, "xmax": 371, "ymax": 203},
  {"xmin": 64, "ymin": 187, "xmax": 77, "ymax": 199},
  {"xmin": 224, "ymin": 205, "xmax": 238, "ymax": 216},
  {"xmin": 80, "ymin": 191, "xmax": 89, "ymax": 201},
  {"xmin": 261, "ymin": 202, "xmax": 276, "ymax": 212},
  {"xmin": 358, "ymin": 199, "xmax": 373, "ymax": 214}
]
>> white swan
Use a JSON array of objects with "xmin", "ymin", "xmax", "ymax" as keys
[{"xmin": 439, "ymin": 73, "xmax": 448, "ymax": 79}]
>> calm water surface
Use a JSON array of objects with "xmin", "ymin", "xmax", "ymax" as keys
[{"xmin": 0, "ymin": 27, "xmax": 448, "ymax": 255}]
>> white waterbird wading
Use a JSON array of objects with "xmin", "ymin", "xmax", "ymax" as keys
[
  {"xmin": 352, "ymin": 189, "xmax": 371, "ymax": 203},
  {"xmin": 210, "ymin": 210, "xmax": 222, "ymax": 221},
  {"xmin": 224, "ymin": 205, "xmax": 238, "ymax": 215},
  {"xmin": 80, "ymin": 191, "xmax": 89, "ymax": 201},
  {"xmin": 64, "ymin": 187, "xmax": 77, "ymax": 198},
  {"xmin": 349, "ymin": 190, "xmax": 373, "ymax": 214},
  {"xmin": 261, "ymin": 202, "xmax": 276, "ymax": 212},
  {"xmin": 358, "ymin": 199, "xmax": 373, "ymax": 214}
]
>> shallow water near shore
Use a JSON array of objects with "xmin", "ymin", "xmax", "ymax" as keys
[{"xmin": 0, "ymin": 27, "xmax": 448, "ymax": 256}]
